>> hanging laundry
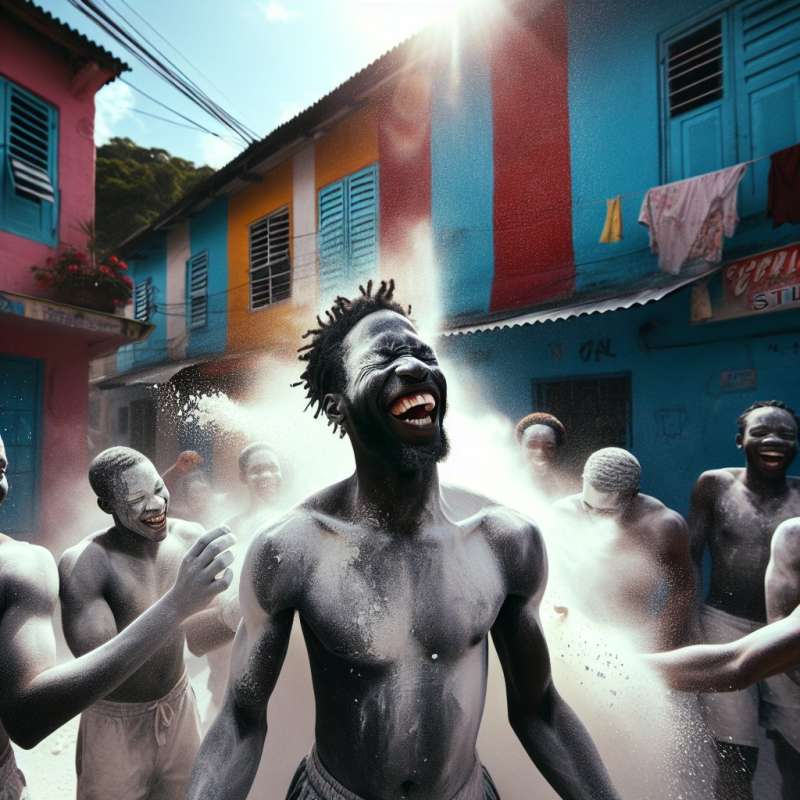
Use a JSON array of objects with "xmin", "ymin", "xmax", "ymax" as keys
[
  {"xmin": 638, "ymin": 163, "xmax": 748, "ymax": 274},
  {"xmin": 599, "ymin": 196, "xmax": 623, "ymax": 243},
  {"xmin": 768, "ymin": 143, "xmax": 800, "ymax": 228}
]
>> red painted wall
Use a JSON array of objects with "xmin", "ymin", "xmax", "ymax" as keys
[
  {"xmin": 0, "ymin": 18, "xmax": 112, "ymax": 296},
  {"xmin": 0, "ymin": 319, "xmax": 92, "ymax": 543},
  {"xmin": 489, "ymin": 0, "xmax": 574, "ymax": 311},
  {"xmin": 378, "ymin": 68, "xmax": 432, "ymax": 282}
]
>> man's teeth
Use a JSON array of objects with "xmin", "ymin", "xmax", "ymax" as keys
[
  {"xmin": 390, "ymin": 392, "xmax": 436, "ymax": 417},
  {"xmin": 405, "ymin": 416, "xmax": 433, "ymax": 426},
  {"xmin": 143, "ymin": 512, "xmax": 166, "ymax": 526}
]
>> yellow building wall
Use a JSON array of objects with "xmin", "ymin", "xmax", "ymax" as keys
[
  {"xmin": 315, "ymin": 103, "xmax": 380, "ymax": 191},
  {"xmin": 227, "ymin": 159, "xmax": 305, "ymax": 356}
]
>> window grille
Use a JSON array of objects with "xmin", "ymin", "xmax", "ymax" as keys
[
  {"xmin": 249, "ymin": 206, "xmax": 290, "ymax": 310},
  {"xmin": 668, "ymin": 19, "xmax": 723, "ymax": 117}
]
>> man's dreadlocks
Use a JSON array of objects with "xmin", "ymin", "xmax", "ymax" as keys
[{"xmin": 294, "ymin": 279, "xmax": 411, "ymax": 436}]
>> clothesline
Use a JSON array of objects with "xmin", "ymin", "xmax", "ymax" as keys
[{"xmin": 577, "ymin": 151, "xmax": 772, "ymax": 209}]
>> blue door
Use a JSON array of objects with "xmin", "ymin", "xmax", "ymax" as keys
[{"xmin": 0, "ymin": 355, "xmax": 42, "ymax": 537}]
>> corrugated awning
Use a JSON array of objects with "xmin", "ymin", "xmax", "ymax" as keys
[{"xmin": 442, "ymin": 266, "xmax": 719, "ymax": 336}]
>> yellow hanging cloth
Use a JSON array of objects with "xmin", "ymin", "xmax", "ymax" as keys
[{"xmin": 599, "ymin": 195, "xmax": 623, "ymax": 243}]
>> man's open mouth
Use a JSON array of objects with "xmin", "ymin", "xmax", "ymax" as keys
[
  {"xmin": 142, "ymin": 511, "xmax": 167, "ymax": 530},
  {"xmin": 388, "ymin": 391, "xmax": 437, "ymax": 427},
  {"xmin": 759, "ymin": 450, "xmax": 788, "ymax": 468}
]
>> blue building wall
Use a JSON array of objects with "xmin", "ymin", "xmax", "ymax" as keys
[
  {"xmin": 568, "ymin": 0, "xmax": 800, "ymax": 293},
  {"xmin": 430, "ymin": 37, "xmax": 495, "ymax": 318},
  {"xmin": 117, "ymin": 232, "xmax": 168, "ymax": 373},
  {"xmin": 440, "ymin": 294, "xmax": 800, "ymax": 517},
  {"xmin": 187, "ymin": 197, "xmax": 228, "ymax": 358}
]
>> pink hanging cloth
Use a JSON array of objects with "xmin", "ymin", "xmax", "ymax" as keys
[{"xmin": 638, "ymin": 163, "xmax": 748, "ymax": 274}]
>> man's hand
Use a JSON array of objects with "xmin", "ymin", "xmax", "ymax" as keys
[{"xmin": 166, "ymin": 526, "xmax": 236, "ymax": 620}]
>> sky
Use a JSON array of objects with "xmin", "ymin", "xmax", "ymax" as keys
[{"xmin": 39, "ymin": 0, "xmax": 467, "ymax": 168}]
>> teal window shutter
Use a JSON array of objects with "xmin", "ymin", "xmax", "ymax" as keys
[
  {"xmin": 249, "ymin": 206, "xmax": 291, "ymax": 309},
  {"xmin": 318, "ymin": 164, "xmax": 379, "ymax": 298},
  {"xmin": 319, "ymin": 178, "xmax": 347, "ymax": 298},
  {"xmin": 347, "ymin": 164, "xmax": 379, "ymax": 285},
  {"xmin": 664, "ymin": 17, "xmax": 736, "ymax": 181},
  {"xmin": 1, "ymin": 81, "xmax": 58, "ymax": 244},
  {"xmin": 187, "ymin": 251, "xmax": 209, "ymax": 329},
  {"xmin": 134, "ymin": 277, "xmax": 153, "ymax": 322},
  {"xmin": 733, "ymin": 0, "xmax": 800, "ymax": 215}
]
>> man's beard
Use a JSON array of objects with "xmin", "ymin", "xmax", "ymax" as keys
[{"xmin": 395, "ymin": 427, "xmax": 450, "ymax": 474}]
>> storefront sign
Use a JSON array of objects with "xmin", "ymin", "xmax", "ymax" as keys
[
  {"xmin": 720, "ymin": 368, "xmax": 757, "ymax": 392},
  {"xmin": 717, "ymin": 243, "xmax": 800, "ymax": 320}
]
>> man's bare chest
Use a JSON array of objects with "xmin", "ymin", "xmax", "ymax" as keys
[
  {"xmin": 104, "ymin": 547, "xmax": 183, "ymax": 621},
  {"xmin": 714, "ymin": 487, "xmax": 800, "ymax": 551},
  {"xmin": 300, "ymin": 535, "xmax": 506, "ymax": 666}
]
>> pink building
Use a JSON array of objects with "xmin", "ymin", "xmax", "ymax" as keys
[{"xmin": 0, "ymin": 0, "xmax": 150, "ymax": 539}]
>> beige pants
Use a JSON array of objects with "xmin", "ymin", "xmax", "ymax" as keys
[
  {"xmin": 0, "ymin": 742, "xmax": 28, "ymax": 800},
  {"xmin": 76, "ymin": 672, "xmax": 201, "ymax": 800},
  {"xmin": 286, "ymin": 748, "xmax": 500, "ymax": 800}
]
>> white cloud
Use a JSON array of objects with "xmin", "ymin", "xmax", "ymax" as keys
[
  {"xmin": 199, "ymin": 133, "xmax": 244, "ymax": 169},
  {"xmin": 94, "ymin": 81, "xmax": 135, "ymax": 145},
  {"xmin": 262, "ymin": 1, "xmax": 298, "ymax": 22}
]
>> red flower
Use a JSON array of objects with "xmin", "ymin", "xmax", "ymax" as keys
[
  {"xmin": 118, "ymin": 261, "xmax": 128, "ymax": 270},
  {"xmin": 121, "ymin": 275, "xmax": 133, "ymax": 287},
  {"xmin": 99, "ymin": 265, "xmax": 113, "ymax": 276},
  {"xmin": 67, "ymin": 264, "xmax": 79, "ymax": 273}
]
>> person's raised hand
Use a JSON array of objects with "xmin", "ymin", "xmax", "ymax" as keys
[{"xmin": 166, "ymin": 526, "xmax": 236, "ymax": 619}]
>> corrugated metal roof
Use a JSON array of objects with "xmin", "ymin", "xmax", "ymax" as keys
[
  {"xmin": 1, "ymin": 0, "xmax": 129, "ymax": 77},
  {"xmin": 442, "ymin": 267, "xmax": 719, "ymax": 336}
]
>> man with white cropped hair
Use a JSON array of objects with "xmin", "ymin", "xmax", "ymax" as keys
[{"xmin": 554, "ymin": 447, "xmax": 697, "ymax": 651}]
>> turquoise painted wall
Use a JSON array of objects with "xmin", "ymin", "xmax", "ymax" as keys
[
  {"xmin": 117, "ymin": 232, "xmax": 168, "ymax": 373},
  {"xmin": 187, "ymin": 197, "xmax": 228, "ymax": 358},
  {"xmin": 440, "ymin": 295, "xmax": 800, "ymax": 517},
  {"xmin": 430, "ymin": 36, "xmax": 494, "ymax": 318},
  {"xmin": 568, "ymin": 0, "xmax": 800, "ymax": 292}
]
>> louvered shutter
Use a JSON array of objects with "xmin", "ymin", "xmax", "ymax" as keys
[
  {"xmin": 1, "ymin": 81, "xmax": 58, "ymax": 243},
  {"xmin": 249, "ymin": 207, "xmax": 291, "ymax": 310},
  {"xmin": 134, "ymin": 278, "xmax": 153, "ymax": 322},
  {"xmin": 187, "ymin": 252, "xmax": 208, "ymax": 329},
  {"xmin": 347, "ymin": 165, "xmax": 379, "ymax": 285},
  {"xmin": 318, "ymin": 180, "xmax": 347, "ymax": 298},
  {"xmin": 734, "ymin": 0, "xmax": 800, "ymax": 215},
  {"xmin": 665, "ymin": 17, "xmax": 735, "ymax": 180}
]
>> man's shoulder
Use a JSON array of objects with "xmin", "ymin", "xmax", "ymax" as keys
[
  {"xmin": 0, "ymin": 540, "xmax": 58, "ymax": 610},
  {"xmin": 695, "ymin": 468, "xmax": 738, "ymax": 490},
  {"xmin": 478, "ymin": 506, "xmax": 546, "ymax": 591},
  {"xmin": 58, "ymin": 531, "xmax": 113, "ymax": 589},
  {"xmin": 772, "ymin": 517, "xmax": 800, "ymax": 564}
]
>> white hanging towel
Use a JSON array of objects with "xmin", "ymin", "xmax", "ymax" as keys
[{"xmin": 638, "ymin": 163, "xmax": 748, "ymax": 274}]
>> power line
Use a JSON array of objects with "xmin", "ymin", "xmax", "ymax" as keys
[{"xmin": 68, "ymin": 0, "xmax": 258, "ymax": 145}]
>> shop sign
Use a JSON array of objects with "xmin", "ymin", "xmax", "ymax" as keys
[
  {"xmin": 720, "ymin": 368, "xmax": 757, "ymax": 392},
  {"xmin": 717, "ymin": 242, "xmax": 800, "ymax": 320}
]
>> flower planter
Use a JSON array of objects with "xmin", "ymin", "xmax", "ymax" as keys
[{"xmin": 55, "ymin": 287, "xmax": 117, "ymax": 314}]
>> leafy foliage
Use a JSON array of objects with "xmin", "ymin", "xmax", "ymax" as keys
[{"xmin": 95, "ymin": 137, "xmax": 215, "ymax": 252}]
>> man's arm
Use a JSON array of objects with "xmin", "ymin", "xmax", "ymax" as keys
[
  {"xmin": 0, "ymin": 529, "xmax": 234, "ymax": 748},
  {"xmin": 187, "ymin": 524, "xmax": 299, "ymax": 800},
  {"xmin": 490, "ymin": 515, "xmax": 620, "ymax": 800},
  {"xmin": 687, "ymin": 472, "xmax": 717, "ymax": 575},
  {"xmin": 765, "ymin": 517, "xmax": 800, "ymax": 683},
  {"xmin": 646, "ymin": 607, "xmax": 800, "ymax": 692},
  {"xmin": 654, "ymin": 511, "xmax": 698, "ymax": 650}
]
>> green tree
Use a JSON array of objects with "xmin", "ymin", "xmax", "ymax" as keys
[{"xmin": 95, "ymin": 137, "xmax": 215, "ymax": 252}]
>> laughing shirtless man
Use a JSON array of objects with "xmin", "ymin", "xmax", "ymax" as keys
[
  {"xmin": 0, "ymin": 435, "xmax": 234, "ymax": 800},
  {"xmin": 58, "ymin": 446, "xmax": 236, "ymax": 800},
  {"xmin": 690, "ymin": 400, "xmax": 800, "ymax": 799},
  {"xmin": 188, "ymin": 281, "xmax": 619, "ymax": 800}
]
